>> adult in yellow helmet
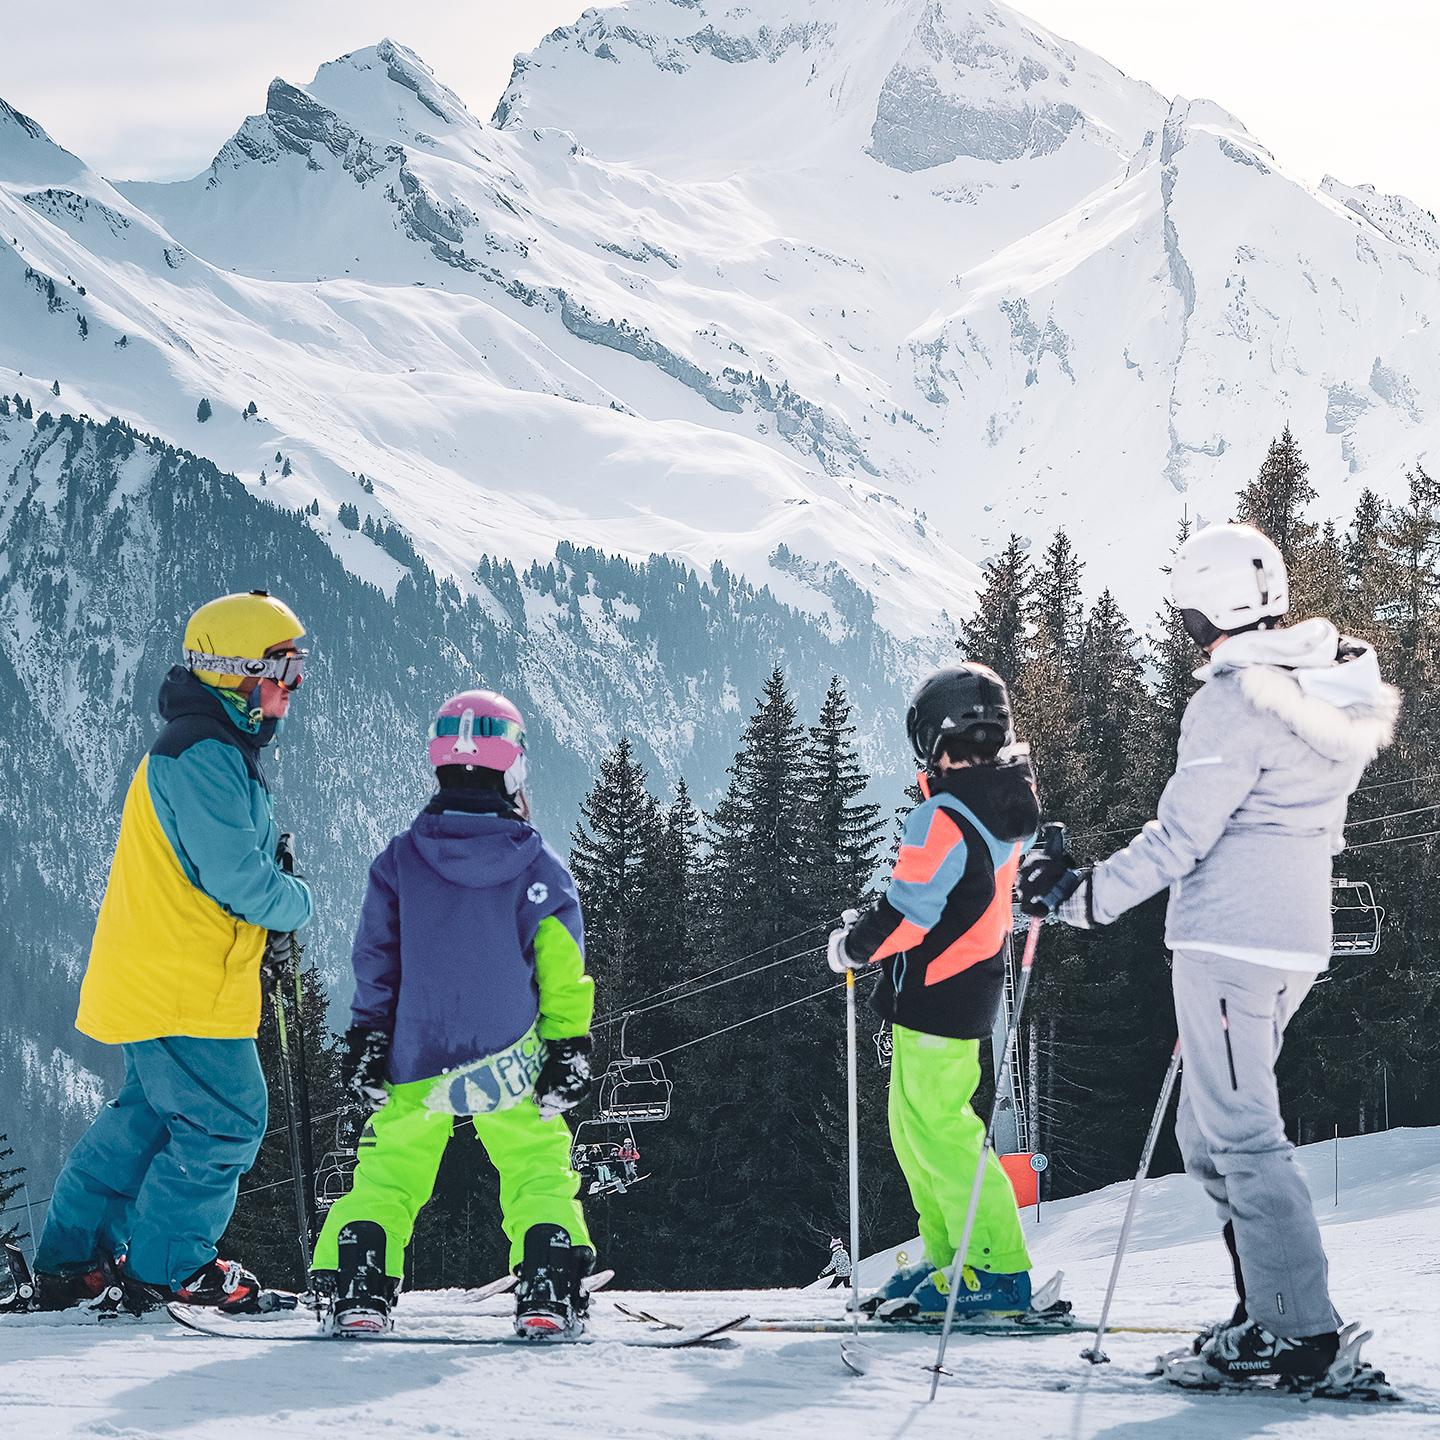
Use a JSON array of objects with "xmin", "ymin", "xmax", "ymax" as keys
[{"xmin": 20, "ymin": 591, "xmax": 314, "ymax": 1317}]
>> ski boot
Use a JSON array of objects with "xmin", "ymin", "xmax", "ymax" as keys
[
  {"xmin": 1164, "ymin": 1317, "xmax": 1338, "ymax": 1387},
  {"xmin": 0, "ymin": 1243, "xmax": 120, "ymax": 1315},
  {"xmin": 329, "ymin": 1221, "xmax": 399, "ymax": 1337},
  {"xmin": 879, "ymin": 1265, "xmax": 1031, "ymax": 1321},
  {"xmin": 513, "ymin": 1224, "xmax": 593, "ymax": 1338},
  {"xmin": 850, "ymin": 1256, "xmax": 929, "ymax": 1315}
]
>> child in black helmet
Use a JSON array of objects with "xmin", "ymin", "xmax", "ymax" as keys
[{"xmin": 829, "ymin": 663, "xmax": 1041, "ymax": 1321}]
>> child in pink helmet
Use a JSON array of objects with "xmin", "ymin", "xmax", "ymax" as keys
[{"xmin": 311, "ymin": 689, "xmax": 597, "ymax": 1338}]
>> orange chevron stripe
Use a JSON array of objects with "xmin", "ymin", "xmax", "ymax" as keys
[
  {"xmin": 923, "ymin": 848, "xmax": 1022, "ymax": 986},
  {"xmin": 892, "ymin": 807, "xmax": 964, "ymax": 886},
  {"xmin": 871, "ymin": 916, "xmax": 929, "ymax": 962}
]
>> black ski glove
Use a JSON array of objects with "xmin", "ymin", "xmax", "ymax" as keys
[
  {"xmin": 340, "ymin": 1026, "xmax": 391, "ymax": 1111},
  {"xmin": 1017, "ymin": 849, "xmax": 1083, "ymax": 917},
  {"xmin": 261, "ymin": 930, "xmax": 299, "ymax": 990},
  {"xmin": 534, "ymin": 1036, "xmax": 593, "ymax": 1121}
]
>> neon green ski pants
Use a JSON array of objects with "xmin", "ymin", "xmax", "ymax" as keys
[
  {"xmin": 312, "ymin": 1077, "xmax": 591, "ymax": 1279},
  {"xmin": 888, "ymin": 1024, "xmax": 1032, "ymax": 1276}
]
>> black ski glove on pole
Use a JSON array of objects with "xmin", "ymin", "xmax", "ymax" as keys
[
  {"xmin": 534, "ymin": 1036, "xmax": 593, "ymax": 1121},
  {"xmin": 1017, "ymin": 849, "xmax": 1083, "ymax": 917},
  {"xmin": 340, "ymin": 1026, "xmax": 391, "ymax": 1111}
]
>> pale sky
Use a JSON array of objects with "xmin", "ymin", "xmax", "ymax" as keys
[{"xmin": 0, "ymin": 1, "xmax": 1435, "ymax": 214}]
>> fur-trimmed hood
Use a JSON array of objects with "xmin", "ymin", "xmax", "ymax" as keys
[{"xmin": 1197, "ymin": 618, "xmax": 1400, "ymax": 765}]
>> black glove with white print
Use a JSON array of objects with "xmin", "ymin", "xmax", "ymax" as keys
[{"xmin": 534, "ymin": 1036, "xmax": 593, "ymax": 1121}]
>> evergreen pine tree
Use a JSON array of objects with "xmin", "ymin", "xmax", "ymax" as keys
[
  {"xmin": 1153, "ymin": 514, "xmax": 1198, "ymax": 753},
  {"xmin": 697, "ymin": 669, "xmax": 838, "ymax": 1282},
  {"xmin": 196, "ymin": 397, "xmax": 212, "ymax": 423},
  {"xmin": 0, "ymin": 1134, "xmax": 25, "ymax": 1245},
  {"xmin": 1031, "ymin": 529, "xmax": 1085, "ymax": 664},
  {"xmin": 798, "ymin": 675, "xmax": 884, "ymax": 920},
  {"xmin": 1236, "ymin": 423, "xmax": 1318, "ymax": 567},
  {"xmin": 959, "ymin": 534, "xmax": 1034, "ymax": 685},
  {"xmin": 569, "ymin": 738, "xmax": 663, "ymax": 1003}
]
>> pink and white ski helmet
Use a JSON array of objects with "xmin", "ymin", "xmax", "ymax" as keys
[{"xmin": 428, "ymin": 690, "xmax": 527, "ymax": 793}]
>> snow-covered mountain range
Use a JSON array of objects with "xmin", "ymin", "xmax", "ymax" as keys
[{"xmin": 3, "ymin": 0, "xmax": 1436, "ymax": 639}]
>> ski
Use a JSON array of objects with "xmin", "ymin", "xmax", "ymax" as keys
[
  {"xmin": 613, "ymin": 1304, "xmax": 1188, "ymax": 1339},
  {"xmin": 1149, "ymin": 1322, "xmax": 1405, "ymax": 1404},
  {"xmin": 168, "ymin": 1302, "xmax": 748, "ymax": 1348}
]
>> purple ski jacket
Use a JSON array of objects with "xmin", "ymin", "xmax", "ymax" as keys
[{"xmin": 349, "ymin": 791, "xmax": 592, "ymax": 1085}]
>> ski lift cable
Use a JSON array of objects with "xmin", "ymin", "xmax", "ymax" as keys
[
  {"xmin": 592, "ymin": 943, "xmax": 828, "ymax": 1031},
  {"xmin": 1345, "ymin": 827, "xmax": 1440, "ymax": 852},
  {"xmin": 591, "ymin": 919, "xmax": 836, "ymax": 1025},
  {"xmin": 1343, "ymin": 803, "xmax": 1440, "ymax": 829},
  {"xmin": 1073, "ymin": 794, "xmax": 1440, "ymax": 848},
  {"xmin": 645, "ymin": 970, "xmax": 881, "ymax": 1063}
]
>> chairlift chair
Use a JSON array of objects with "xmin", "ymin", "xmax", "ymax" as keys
[
  {"xmin": 1331, "ymin": 878, "xmax": 1384, "ymax": 958},
  {"xmin": 314, "ymin": 1113, "xmax": 359, "ymax": 1213},
  {"xmin": 596, "ymin": 1013, "xmax": 673, "ymax": 1123},
  {"xmin": 570, "ymin": 1119, "xmax": 647, "ymax": 1198}
]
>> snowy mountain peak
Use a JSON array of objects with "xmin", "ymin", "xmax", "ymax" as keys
[
  {"xmin": 494, "ymin": 0, "xmax": 1163, "ymax": 176},
  {"xmin": 202, "ymin": 39, "xmax": 481, "ymax": 187},
  {"xmin": 1321, "ymin": 175, "xmax": 1440, "ymax": 256},
  {"xmin": 0, "ymin": 97, "xmax": 86, "ymax": 185},
  {"xmin": 307, "ymin": 38, "xmax": 478, "ymax": 134}
]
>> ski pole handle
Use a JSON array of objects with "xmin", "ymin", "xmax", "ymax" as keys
[
  {"xmin": 1039, "ymin": 821, "xmax": 1069, "ymax": 859},
  {"xmin": 841, "ymin": 908, "xmax": 860, "ymax": 930}
]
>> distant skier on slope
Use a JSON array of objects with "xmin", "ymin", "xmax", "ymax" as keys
[
  {"xmin": 827, "ymin": 664, "xmax": 1041, "ymax": 1320},
  {"xmin": 3, "ymin": 593, "xmax": 312, "ymax": 1316},
  {"xmin": 310, "ymin": 690, "xmax": 598, "ymax": 1338},
  {"xmin": 817, "ymin": 1237, "xmax": 851, "ymax": 1289},
  {"xmin": 1018, "ymin": 523, "xmax": 1399, "ymax": 1389}
]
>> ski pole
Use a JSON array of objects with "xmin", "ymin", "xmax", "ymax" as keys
[
  {"xmin": 841, "ymin": 908, "xmax": 863, "ymax": 1348},
  {"xmin": 275, "ymin": 833, "xmax": 317, "ymax": 1264},
  {"xmin": 269, "ymin": 942, "xmax": 313, "ymax": 1282},
  {"xmin": 1081, "ymin": 1038, "xmax": 1183, "ymax": 1366},
  {"xmin": 926, "ymin": 914, "xmax": 1042, "ymax": 1399},
  {"xmin": 290, "ymin": 941, "xmax": 317, "ymax": 1248}
]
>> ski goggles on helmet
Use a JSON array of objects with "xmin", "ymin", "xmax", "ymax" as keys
[
  {"xmin": 184, "ymin": 647, "xmax": 308, "ymax": 689},
  {"xmin": 428, "ymin": 713, "xmax": 526, "ymax": 748}
]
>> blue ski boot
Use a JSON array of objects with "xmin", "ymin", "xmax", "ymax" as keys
[
  {"xmin": 878, "ymin": 1265, "xmax": 1031, "ymax": 1321},
  {"xmin": 850, "ymin": 1257, "xmax": 930, "ymax": 1315}
]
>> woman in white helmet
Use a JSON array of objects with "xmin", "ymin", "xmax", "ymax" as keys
[{"xmin": 1018, "ymin": 522, "xmax": 1399, "ymax": 1390}]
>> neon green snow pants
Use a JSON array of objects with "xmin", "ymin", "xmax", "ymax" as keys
[
  {"xmin": 888, "ymin": 1024, "xmax": 1032, "ymax": 1276},
  {"xmin": 312, "ymin": 1076, "xmax": 591, "ymax": 1279}
]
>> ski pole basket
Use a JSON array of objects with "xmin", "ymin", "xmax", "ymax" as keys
[
  {"xmin": 596, "ymin": 1014, "xmax": 673, "ymax": 1122},
  {"xmin": 1331, "ymin": 878, "xmax": 1383, "ymax": 957}
]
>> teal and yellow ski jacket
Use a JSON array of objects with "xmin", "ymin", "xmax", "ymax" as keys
[{"xmin": 76, "ymin": 668, "xmax": 312, "ymax": 1043}]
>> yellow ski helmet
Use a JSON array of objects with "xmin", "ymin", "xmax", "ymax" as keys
[{"xmin": 182, "ymin": 591, "xmax": 307, "ymax": 690}]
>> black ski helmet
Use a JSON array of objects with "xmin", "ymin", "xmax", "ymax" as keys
[{"xmin": 906, "ymin": 664, "xmax": 1014, "ymax": 764}]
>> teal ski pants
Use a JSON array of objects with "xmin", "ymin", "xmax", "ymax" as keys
[{"xmin": 35, "ymin": 1037, "xmax": 266, "ymax": 1288}]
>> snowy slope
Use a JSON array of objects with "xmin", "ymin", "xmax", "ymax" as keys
[
  {"xmin": 3, "ymin": 2, "xmax": 1437, "ymax": 635},
  {"xmin": 2, "ymin": 1126, "xmax": 1436, "ymax": 1437}
]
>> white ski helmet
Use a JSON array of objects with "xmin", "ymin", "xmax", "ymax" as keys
[{"xmin": 1170, "ymin": 523, "xmax": 1288, "ymax": 638}]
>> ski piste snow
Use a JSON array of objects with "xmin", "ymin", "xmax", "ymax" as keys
[
  {"xmin": 4, "ymin": 1130, "xmax": 1437, "ymax": 1437},
  {"xmin": 167, "ymin": 1302, "xmax": 749, "ymax": 1350}
]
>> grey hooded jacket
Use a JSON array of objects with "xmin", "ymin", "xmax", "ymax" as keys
[{"xmin": 1074, "ymin": 620, "xmax": 1399, "ymax": 969}]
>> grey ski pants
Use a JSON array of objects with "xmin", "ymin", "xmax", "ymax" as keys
[{"xmin": 1172, "ymin": 950, "xmax": 1338, "ymax": 1338}]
